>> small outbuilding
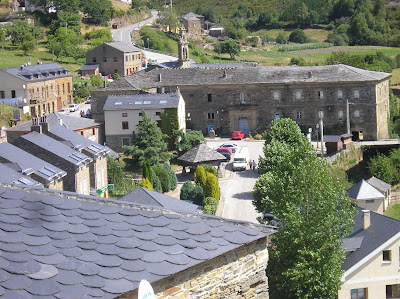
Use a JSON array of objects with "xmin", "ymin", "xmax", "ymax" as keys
[
  {"xmin": 367, "ymin": 176, "xmax": 391, "ymax": 211},
  {"xmin": 324, "ymin": 135, "xmax": 343, "ymax": 155},
  {"xmin": 347, "ymin": 179, "xmax": 387, "ymax": 214},
  {"xmin": 341, "ymin": 133, "xmax": 353, "ymax": 149},
  {"xmin": 178, "ymin": 143, "xmax": 226, "ymax": 172}
]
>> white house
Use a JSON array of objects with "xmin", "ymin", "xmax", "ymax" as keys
[
  {"xmin": 103, "ymin": 87, "xmax": 186, "ymax": 152},
  {"xmin": 347, "ymin": 179, "xmax": 389, "ymax": 214}
]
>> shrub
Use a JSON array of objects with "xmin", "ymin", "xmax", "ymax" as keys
[
  {"xmin": 142, "ymin": 160, "xmax": 152, "ymax": 182},
  {"xmin": 150, "ymin": 168, "xmax": 162, "ymax": 193},
  {"xmin": 180, "ymin": 181, "xmax": 194, "ymax": 201},
  {"xmin": 139, "ymin": 178, "xmax": 153, "ymax": 190},
  {"xmin": 289, "ymin": 29, "xmax": 307, "ymax": 44},
  {"xmin": 192, "ymin": 185, "xmax": 205, "ymax": 205},
  {"xmin": 204, "ymin": 173, "xmax": 220, "ymax": 201},
  {"xmin": 202, "ymin": 164, "xmax": 218, "ymax": 177},
  {"xmin": 203, "ymin": 197, "xmax": 219, "ymax": 215},
  {"xmin": 195, "ymin": 166, "xmax": 206, "ymax": 188},
  {"xmin": 152, "ymin": 165, "xmax": 171, "ymax": 192},
  {"xmin": 112, "ymin": 73, "xmax": 120, "ymax": 80},
  {"xmin": 163, "ymin": 162, "xmax": 177, "ymax": 190},
  {"xmin": 290, "ymin": 57, "xmax": 306, "ymax": 66},
  {"xmin": 368, "ymin": 153, "xmax": 396, "ymax": 184}
]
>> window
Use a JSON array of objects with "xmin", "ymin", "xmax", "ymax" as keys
[
  {"xmin": 387, "ymin": 284, "xmax": 400, "ymax": 298},
  {"xmin": 207, "ymin": 112, "xmax": 215, "ymax": 120},
  {"xmin": 274, "ymin": 112, "xmax": 280, "ymax": 119},
  {"xmin": 97, "ymin": 168, "xmax": 104, "ymax": 189},
  {"xmin": 92, "ymin": 128, "xmax": 95, "ymax": 135},
  {"xmin": 354, "ymin": 90, "xmax": 360, "ymax": 99},
  {"xmin": 273, "ymin": 91, "xmax": 280, "ymax": 101},
  {"xmin": 67, "ymin": 83, "xmax": 71, "ymax": 94},
  {"xmin": 138, "ymin": 54, "xmax": 141, "ymax": 59},
  {"xmin": 354, "ymin": 110, "xmax": 360, "ymax": 118},
  {"xmin": 125, "ymin": 56, "xmax": 128, "ymax": 62},
  {"xmin": 295, "ymin": 91, "xmax": 302, "ymax": 100},
  {"xmin": 383, "ymin": 250, "xmax": 392, "ymax": 262},
  {"xmin": 351, "ymin": 288, "xmax": 367, "ymax": 299},
  {"xmin": 62, "ymin": 84, "xmax": 65, "ymax": 95},
  {"xmin": 207, "ymin": 94, "xmax": 212, "ymax": 102},
  {"xmin": 156, "ymin": 120, "xmax": 162, "ymax": 127},
  {"xmin": 156, "ymin": 112, "xmax": 161, "ymax": 116},
  {"xmin": 122, "ymin": 121, "xmax": 129, "ymax": 130},
  {"xmin": 139, "ymin": 112, "xmax": 142, "ymax": 116},
  {"xmin": 0, "ymin": 91, "xmax": 4, "ymax": 98},
  {"xmin": 338, "ymin": 110, "xmax": 344, "ymax": 120},
  {"xmin": 296, "ymin": 111, "xmax": 302, "ymax": 119},
  {"xmin": 11, "ymin": 90, "xmax": 16, "ymax": 98},
  {"xmin": 103, "ymin": 57, "xmax": 107, "ymax": 62},
  {"xmin": 337, "ymin": 90, "xmax": 343, "ymax": 99},
  {"xmin": 113, "ymin": 57, "xmax": 117, "ymax": 62},
  {"xmin": 318, "ymin": 91, "xmax": 323, "ymax": 99},
  {"xmin": 92, "ymin": 57, "xmax": 97, "ymax": 63},
  {"xmin": 366, "ymin": 199, "xmax": 374, "ymax": 203},
  {"xmin": 240, "ymin": 93, "xmax": 246, "ymax": 104},
  {"xmin": 122, "ymin": 113, "xmax": 128, "ymax": 117},
  {"xmin": 132, "ymin": 55, "xmax": 135, "ymax": 60},
  {"xmin": 122, "ymin": 137, "xmax": 131, "ymax": 146},
  {"xmin": 80, "ymin": 177, "xmax": 88, "ymax": 195}
]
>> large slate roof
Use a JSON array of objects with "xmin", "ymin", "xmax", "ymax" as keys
[
  {"xmin": 342, "ymin": 207, "xmax": 400, "ymax": 272},
  {"xmin": 1, "ymin": 63, "xmax": 71, "ymax": 82},
  {"xmin": 178, "ymin": 144, "xmax": 226, "ymax": 165},
  {"xmin": 99, "ymin": 64, "xmax": 390, "ymax": 91},
  {"xmin": 347, "ymin": 179, "xmax": 385, "ymax": 200},
  {"xmin": 0, "ymin": 164, "xmax": 42, "ymax": 187},
  {"xmin": 119, "ymin": 187, "xmax": 200, "ymax": 213},
  {"xmin": 104, "ymin": 92, "xmax": 180, "ymax": 111},
  {"xmin": 104, "ymin": 42, "xmax": 142, "ymax": 53},
  {"xmin": 0, "ymin": 184, "xmax": 275, "ymax": 297},
  {"xmin": 0, "ymin": 143, "xmax": 66, "ymax": 184}
]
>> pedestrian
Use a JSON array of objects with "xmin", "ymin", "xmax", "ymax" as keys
[
  {"xmin": 249, "ymin": 159, "xmax": 252, "ymax": 170},
  {"xmin": 252, "ymin": 160, "xmax": 256, "ymax": 171}
]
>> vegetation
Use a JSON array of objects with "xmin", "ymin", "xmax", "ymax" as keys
[
  {"xmin": 175, "ymin": 130, "xmax": 205, "ymax": 153},
  {"xmin": 204, "ymin": 172, "xmax": 220, "ymax": 201},
  {"xmin": 215, "ymin": 40, "xmax": 241, "ymax": 60},
  {"xmin": 163, "ymin": 161, "xmax": 178, "ymax": 190},
  {"xmin": 194, "ymin": 165, "xmax": 206, "ymax": 189},
  {"xmin": 203, "ymin": 197, "xmax": 218, "ymax": 215},
  {"xmin": 107, "ymin": 156, "xmax": 139, "ymax": 197},
  {"xmin": 180, "ymin": 181, "xmax": 204, "ymax": 205},
  {"xmin": 152, "ymin": 164, "xmax": 171, "ymax": 192},
  {"xmin": 253, "ymin": 118, "xmax": 355, "ymax": 299},
  {"xmin": 202, "ymin": 164, "xmax": 218, "ymax": 177},
  {"xmin": 139, "ymin": 177, "xmax": 153, "ymax": 190},
  {"xmin": 139, "ymin": 26, "xmax": 177, "ymax": 53},
  {"xmin": 368, "ymin": 148, "xmax": 400, "ymax": 185},
  {"xmin": 160, "ymin": 108, "xmax": 179, "ymax": 150}
]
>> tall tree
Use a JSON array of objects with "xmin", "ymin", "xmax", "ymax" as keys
[
  {"xmin": 49, "ymin": 12, "xmax": 81, "ymax": 35},
  {"xmin": 253, "ymin": 118, "xmax": 355, "ymax": 299},
  {"xmin": 80, "ymin": 0, "xmax": 114, "ymax": 26},
  {"xmin": 215, "ymin": 40, "xmax": 241, "ymax": 60},
  {"xmin": 123, "ymin": 110, "xmax": 171, "ymax": 165}
]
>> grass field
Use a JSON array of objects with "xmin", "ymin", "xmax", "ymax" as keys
[
  {"xmin": 385, "ymin": 202, "xmax": 400, "ymax": 219},
  {"xmin": 111, "ymin": 0, "xmax": 131, "ymax": 11}
]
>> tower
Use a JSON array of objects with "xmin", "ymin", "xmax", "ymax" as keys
[{"xmin": 178, "ymin": 27, "xmax": 190, "ymax": 69}]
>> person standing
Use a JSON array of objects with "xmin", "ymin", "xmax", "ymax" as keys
[{"xmin": 252, "ymin": 160, "xmax": 256, "ymax": 171}]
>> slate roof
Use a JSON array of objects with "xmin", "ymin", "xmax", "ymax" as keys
[
  {"xmin": 0, "ymin": 143, "xmax": 66, "ymax": 185},
  {"xmin": 324, "ymin": 135, "xmax": 342, "ymax": 143},
  {"xmin": 104, "ymin": 42, "xmax": 142, "ymax": 53},
  {"xmin": 0, "ymin": 184, "xmax": 275, "ymax": 297},
  {"xmin": 99, "ymin": 64, "xmax": 390, "ymax": 92},
  {"xmin": 342, "ymin": 207, "xmax": 400, "ymax": 272},
  {"xmin": 0, "ymin": 164, "xmax": 42, "ymax": 187},
  {"xmin": 1, "ymin": 63, "xmax": 71, "ymax": 82},
  {"xmin": 347, "ymin": 179, "xmax": 386, "ymax": 200},
  {"xmin": 367, "ymin": 176, "xmax": 391, "ymax": 193},
  {"xmin": 178, "ymin": 144, "xmax": 226, "ymax": 165},
  {"xmin": 80, "ymin": 64, "xmax": 100, "ymax": 71},
  {"xmin": 119, "ymin": 187, "xmax": 200, "ymax": 213},
  {"xmin": 6, "ymin": 113, "xmax": 102, "ymax": 133},
  {"xmin": 104, "ymin": 92, "xmax": 180, "ymax": 111}
]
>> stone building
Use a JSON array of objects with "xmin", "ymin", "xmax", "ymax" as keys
[
  {"xmin": 84, "ymin": 42, "xmax": 143, "ymax": 77},
  {"xmin": 0, "ymin": 184, "xmax": 276, "ymax": 298},
  {"xmin": 91, "ymin": 64, "xmax": 390, "ymax": 141},
  {"xmin": 0, "ymin": 63, "xmax": 73, "ymax": 116},
  {"xmin": 181, "ymin": 12, "xmax": 204, "ymax": 35}
]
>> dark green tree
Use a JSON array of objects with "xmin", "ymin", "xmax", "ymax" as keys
[
  {"xmin": 275, "ymin": 32, "xmax": 288, "ymax": 44},
  {"xmin": 253, "ymin": 118, "xmax": 355, "ymax": 299},
  {"xmin": 152, "ymin": 165, "xmax": 171, "ymax": 192},
  {"xmin": 80, "ymin": 0, "xmax": 114, "ymax": 26},
  {"xmin": 160, "ymin": 108, "xmax": 179, "ymax": 150},
  {"xmin": 21, "ymin": 34, "xmax": 36, "ymax": 55},
  {"xmin": 349, "ymin": 13, "xmax": 371, "ymax": 45},
  {"xmin": 124, "ymin": 110, "xmax": 171, "ymax": 165},
  {"xmin": 150, "ymin": 168, "xmax": 162, "ymax": 193},
  {"xmin": 49, "ymin": 12, "xmax": 81, "ymax": 35},
  {"xmin": 289, "ymin": 28, "xmax": 307, "ymax": 43},
  {"xmin": 163, "ymin": 162, "xmax": 177, "ymax": 190},
  {"xmin": 174, "ymin": 130, "xmax": 205, "ymax": 153},
  {"xmin": 215, "ymin": 40, "xmax": 241, "ymax": 60}
]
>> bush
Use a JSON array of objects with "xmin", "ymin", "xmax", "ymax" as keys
[
  {"xmin": 180, "ymin": 181, "xmax": 194, "ymax": 201},
  {"xmin": 152, "ymin": 165, "xmax": 171, "ymax": 192},
  {"xmin": 202, "ymin": 164, "xmax": 218, "ymax": 177},
  {"xmin": 150, "ymin": 168, "xmax": 162, "ymax": 193},
  {"xmin": 368, "ymin": 153, "xmax": 396, "ymax": 184},
  {"xmin": 195, "ymin": 166, "xmax": 206, "ymax": 188},
  {"xmin": 290, "ymin": 57, "xmax": 306, "ymax": 66},
  {"xmin": 112, "ymin": 73, "xmax": 120, "ymax": 80},
  {"xmin": 90, "ymin": 75, "xmax": 103, "ymax": 87},
  {"xmin": 204, "ymin": 172, "xmax": 220, "ymax": 201},
  {"xmin": 139, "ymin": 178, "xmax": 153, "ymax": 190},
  {"xmin": 203, "ymin": 197, "xmax": 218, "ymax": 215},
  {"xmin": 163, "ymin": 162, "xmax": 177, "ymax": 190},
  {"xmin": 289, "ymin": 29, "xmax": 307, "ymax": 44},
  {"xmin": 192, "ymin": 185, "xmax": 205, "ymax": 205}
]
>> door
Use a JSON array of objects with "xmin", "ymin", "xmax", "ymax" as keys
[
  {"xmin": 238, "ymin": 118, "xmax": 249, "ymax": 136},
  {"xmin": 207, "ymin": 125, "xmax": 214, "ymax": 135}
]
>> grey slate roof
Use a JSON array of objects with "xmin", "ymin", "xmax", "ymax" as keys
[
  {"xmin": 367, "ymin": 176, "xmax": 391, "ymax": 193},
  {"xmin": 347, "ymin": 179, "xmax": 386, "ymax": 200},
  {"xmin": 324, "ymin": 135, "xmax": 342, "ymax": 143},
  {"xmin": 343, "ymin": 207, "xmax": 400, "ymax": 271},
  {"xmin": 0, "ymin": 143, "xmax": 66, "ymax": 184},
  {"xmin": 104, "ymin": 92, "xmax": 180, "ymax": 111},
  {"xmin": 0, "ymin": 164, "xmax": 42, "ymax": 187},
  {"xmin": 119, "ymin": 187, "xmax": 200, "ymax": 213},
  {"xmin": 178, "ymin": 144, "xmax": 226, "ymax": 164},
  {"xmin": 80, "ymin": 64, "xmax": 100, "ymax": 71},
  {"xmin": 104, "ymin": 42, "xmax": 142, "ymax": 53},
  {"xmin": 99, "ymin": 64, "xmax": 390, "ymax": 91},
  {"xmin": 6, "ymin": 113, "xmax": 102, "ymax": 133},
  {"xmin": 1, "ymin": 63, "xmax": 71, "ymax": 82},
  {"xmin": 0, "ymin": 184, "xmax": 275, "ymax": 297},
  {"xmin": 19, "ymin": 132, "xmax": 93, "ymax": 168}
]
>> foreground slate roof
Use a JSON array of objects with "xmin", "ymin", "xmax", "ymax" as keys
[
  {"xmin": 342, "ymin": 208, "xmax": 400, "ymax": 273},
  {"xmin": 98, "ymin": 64, "xmax": 390, "ymax": 91},
  {"xmin": 0, "ymin": 184, "xmax": 275, "ymax": 298},
  {"xmin": 0, "ymin": 164, "xmax": 42, "ymax": 187},
  {"xmin": 178, "ymin": 144, "xmax": 226, "ymax": 165},
  {"xmin": 119, "ymin": 187, "xmax": 200, "ymax": 213}
]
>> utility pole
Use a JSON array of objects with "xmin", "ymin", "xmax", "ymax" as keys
[
  {"xmin": 319, "ymin": 111, "xmax": 324, "ymax": 158},
  {"xmin": 346, "ymin": 99, "xmax": 350, "ymax": 135}
]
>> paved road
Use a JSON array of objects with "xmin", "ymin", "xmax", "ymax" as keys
[
  {"xmin": 206, "ymin": 139, "xmax": 265, "ymax": 224},
  {"xmin": 111, "ymin": 10, "xmax": 178, "ymax": 64}
]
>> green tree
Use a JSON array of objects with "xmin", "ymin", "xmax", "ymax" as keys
[
  {"xmin": 368, "ymin": 153, "xmax": 396, "ymax": 184},
  {"xmin": 202, "ymin": 164, "xmax": 218, "ymax": 177},
  {"xmin": 204, "ymin": 172, "xmax": 220, "ymax": 201},
  {"xmin": 180, "ymin": 181, "xmax": 194, "ymax": 201},
  {"xmin": 195, "ymin": 165, "xmax": 206, "ymax": 188},
  {"xmin": 163, "ymin": 161, "xmax": 177, "ymax": 190},
  {"xmin": 203, "ymin": 197, "xmax": 218, "ymax": 214},
  {"xmin": 289, "ymin": 28, "xmax": 307, "ymax": 44},
  {"xmin": 157, "ymin": 9, "xmax": 180, "ymax": 32},
  {"xmin": 49, "ymin": 12, "xmax": 81, "ymax": 35},
  {"xmin": 90, "ymin": 74, "xmax": 103, "ymax": 87},
  {"xmin": 150, "ymin": 168, "xmax": 162, "ymax": 193},
  {"xmin": 174, "ymin": 130, "xmax": 205, "ymax": 153},
  {"xmin": 289, "ymin": 57, "xmax": 306, "ymax": 66},
  {"xmin": 215, "ymin": 40, "xmax": 241, "ymax": 60},
  {"xmin": 124, "ymin": 110, "xmax": 171, "ymax": 165},
  {"xmin": 70, "ymin": 45, "xmax": 86, "ymax": 63},
  {"xmin": 349, "ymin": 12, "xmax": 371, "ymax": 45},
  {"xmin": 48, "ymin": 27, "xmax": 81, "ymax": 59},
  {"xmin": 152, "ymin": 164, "xmax": 171, "ymax": 192},
  {"xmin": 21, "ymin": 34, "xmax": 36, "ymax": 55},
  {"xmin": 139, "ymin": 178, "xmax": 153, "ymax": 190},
  {"xmin": 107, "ymin": 156, "xmax": 124, "ymax": 184},
  {"xmin": 253, "ymin": 118, "xmax": 355, "ymax": 299},
  {"xmin": 275, "ymin": 31, "xmax": 288, "ymax": 44},
  {"xmin": 80, "ymin": 0, "xmax": 114, "ymax": 26},
  {"xmin": 85, "ymin": 28, "xmax": 113, "ymax": 47},
  {"xmin": 142, "ymin": 160, "xmax": 152, "ymax": 182},
  {"xmin": 160, "ymin": 108, "xmax": 179, "ymax": 150},
  {"xmin": 5, "ymin": 21, "xmax": 43, "ymax": 45}
]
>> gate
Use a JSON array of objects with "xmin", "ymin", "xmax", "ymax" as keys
[{"xmin": 238, "ymin": 118, "xmax": 249, "ymax": 136}]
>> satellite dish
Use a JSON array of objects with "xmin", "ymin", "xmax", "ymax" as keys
[{"xmin": 138, "ymin": 280, "xmax": 155, "ymax": 299}]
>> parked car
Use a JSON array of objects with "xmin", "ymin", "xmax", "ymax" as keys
[
  {"xmin": 217, "ymin": 147, "xmax": 232, "ymax": 161},
  {"xmin": 58, "ymin": 108, "xmax": 70, "ymax": 114},
  {"xmin": 232, "ymin": 131, "xmax": 245, "ymax": 140},
  {"xmin": 86, "ymin": 96, "xmax": 91, "ymax": 104},
  {"xmin": 68, "ymin": 104, "xmax": 79, "ymax": 112},
  {"xmin": 219, "ymin": 143, "xmax": 238, "ymax": 153}
]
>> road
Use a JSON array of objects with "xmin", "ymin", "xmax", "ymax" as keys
[
  {"xmin": 206, "ymin": 139, "xmax": 265, "ymax": 224},
  {"xmin": 111, "ymin": 10, "xmax": 178, "ymax": 64}
]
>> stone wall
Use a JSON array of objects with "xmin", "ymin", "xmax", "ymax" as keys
[
  {"xmin": 46, "ymin": 178, "xmax": 64, "ymax": 191},
  {"xmin": 122, "ymin": 237, "xmax": 269, "ymax": 299},
  {"xmin": 105, "ymin": 134, "xmax": 133, "ymax": 153}
]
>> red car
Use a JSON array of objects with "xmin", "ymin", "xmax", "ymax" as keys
[
  {"xmin": 232, "ymin": 131, "xmax": 245, "ymax": 140},
  {"xmin": 217, "ymin": 147, "xmax": 232, "ymax": 161}
]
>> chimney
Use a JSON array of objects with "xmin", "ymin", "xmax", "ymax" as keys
[
  {"xmin": 20, "ymin": 65, "xmax": 24, "ymax": 70},
  {"xmin": 31, "ymin": 118, "xmax": 42, "ymax": 134},
  {"xmin": 308, "ymin": 71, "xmax": 313, "ymax": 78},
  {"xmin": 158, "ymin": 73, "xmax": 162, "ymax": 82},
  {"xmin": 223, "ymin": 70, "xmax": 227, "ymax": 78},
  {"xmin": 39, "ymin": 115, "xmax": 49, "ymax": 133},
  {"xmin": 362, "ymin": 210, "xmax": 370, "ymax": 229},
  {"xmin": 176, "ymin": 85, "xmax": 180, "ymax": 97},
  {"xmin": 103, "ymin": 80, "xmax": 107, "ymax": 88}
]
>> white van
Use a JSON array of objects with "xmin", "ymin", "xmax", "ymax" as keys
[{"xmin": 233, "ymin": 147, "xmax": 249, "ymax": 171}]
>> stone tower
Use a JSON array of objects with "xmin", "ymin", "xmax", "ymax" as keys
[{"xmin": 178, "ymin": 27, "xmax": 190, "ymax": 69}]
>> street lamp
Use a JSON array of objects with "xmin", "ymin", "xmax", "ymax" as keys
[{"xmin": 147, "ymin": 38, "xmax": 149, "ymax": 49}]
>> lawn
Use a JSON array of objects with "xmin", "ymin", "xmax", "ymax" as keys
[{"xmin": 384, "ymin": 203, "xmax": 400, "ymax": 219}]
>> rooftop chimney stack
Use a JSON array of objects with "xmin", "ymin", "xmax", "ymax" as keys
[
  {"xmin": 39, "ymin": 115, "xmax": 49, "ymax": 133},
  {"xmin": 31, "ymin": 118, "xmax": 42, "ymax": 134},
  {"xmin": 158, "ymin": 73, "xmax": 162, "ymax": 82},
  {"xmin": 362, "ymin": 210, "xmax": 370, "ymax": 230},
  {"xmin": 308, "ymin": 71, "xmax": 313, "ymax": 78}
]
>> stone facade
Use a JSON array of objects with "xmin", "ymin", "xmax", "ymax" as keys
[
  {"xmin": 45, "ymin": 178, "xmax": 64, "ymax": 191},
  {"xmin": 124, "ymin": 237, "xmax": 269, "ymax": 299}
]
